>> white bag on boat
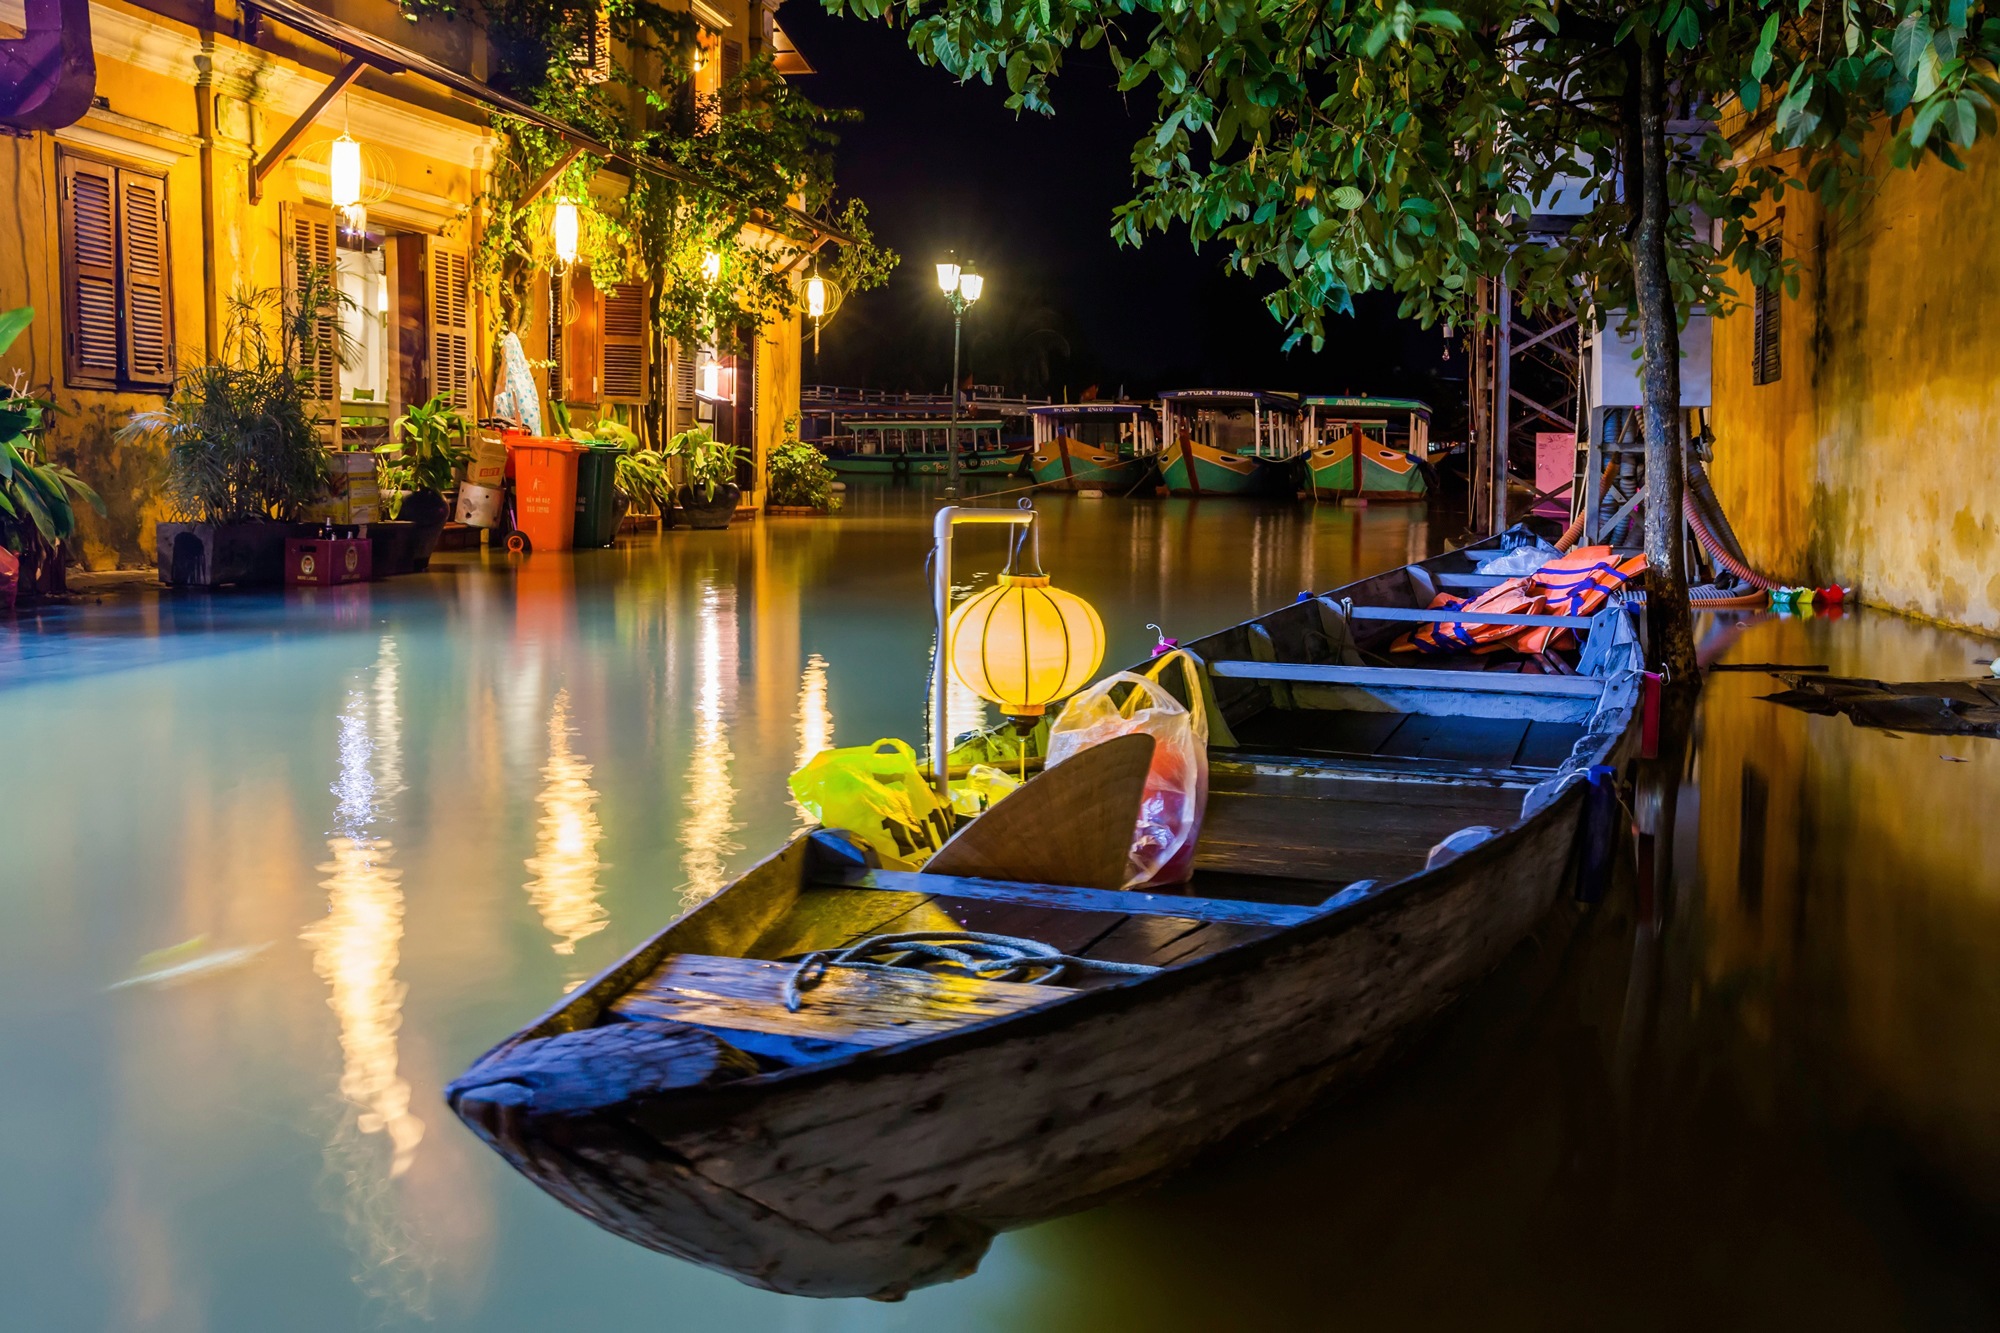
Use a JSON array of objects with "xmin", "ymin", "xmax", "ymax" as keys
[{"xmin": 1046, "ymin": 667, "xmax": 1206, "ymax": 889}]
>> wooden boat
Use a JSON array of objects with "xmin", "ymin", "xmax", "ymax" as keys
[
  {"xmin": 447, "ymin": 530, "xmax": 1648, "ymax": 1299},
  {"xmin": 1303, "ymin": 395, "xmax": 1435, "ymax": 501},
  {"xmin": 1024, "ymin": 402, "xmax": 1159, "ymax": 493},
  {"xmin": 818, "ymin": 418, "xmax": 1028, "ymax": 476},
  {"xmin": 1157, "ymin": 389, "xmax": 1302, "ymax": 496}
]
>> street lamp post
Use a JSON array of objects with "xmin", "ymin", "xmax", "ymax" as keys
[{"xmin": 935, "ymin": 256, "xmax": 984, "ymax": 499}]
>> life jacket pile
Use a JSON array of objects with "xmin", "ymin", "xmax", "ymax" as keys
[{"xmin": 1395, "ymin": 547, "xmax": 1648, "ymax": 656}]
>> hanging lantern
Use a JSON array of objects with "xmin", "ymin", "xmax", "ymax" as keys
[
  {"xmin": 805, "ymin": 274, "xmax": 827, "ymax": 319},
  {"xmin": 947, "ymin": 533, "xmax": 1104, "ymax": 719},
  {"xmin": 552, "ymin": 198, "xmax": 581, "ymax": 269},
  {"xmin": 701, "ymin": 249, "xmax": 723, "ymax": 282},
  {"xmin": 329, "ymin": 134, "xmax": 363, "ymax": 209}
]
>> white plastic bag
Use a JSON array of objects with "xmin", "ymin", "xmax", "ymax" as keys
[{"xmin": 1047, "ymin": 664, "xmax": 1208, "ymax": 888}]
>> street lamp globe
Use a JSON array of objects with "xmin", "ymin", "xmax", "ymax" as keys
[
  {"xmin": 935, "ymin": 259, "xmax": 961, "ymax": 294},
  {"xmin": 957, "ymin": 269, "xmax": 984, "ymax": 304}
]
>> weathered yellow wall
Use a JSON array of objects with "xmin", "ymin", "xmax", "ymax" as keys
[{"xmin": 1712, "ymin": 137, "xmax": 2000, "ymax": 634}]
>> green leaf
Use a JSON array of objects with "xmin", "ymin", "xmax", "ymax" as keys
[
  {"xmin": 1751, "ymin": 13, "xmax": 1779, "ymax": 80},
  {"xmin": 1331, "ymin": 184, "xmax": 1365, "ymax": 210},
  {"xmin": 0, "ymin": 307, "xmax": 33, "ymax": 359}
]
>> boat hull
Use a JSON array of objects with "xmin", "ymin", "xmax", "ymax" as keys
[
  {"xmin": 1307, "ymin": 441, "xmax": 1429, "ymax": 500},
  {"xmin": 1160, "ymin": 437, "xmax": 1289, "ymax": 496},
  {"xmin": 1026, "ymin": 439, "xmax": 1148, "ymax": 493},
  {"xmin": 449, "ymin": 783, "xmax": 1597, "ymax": 1299},
  {"xmin": 827, "ymin": 448, "xmax": 1028, "ymax": 476}
]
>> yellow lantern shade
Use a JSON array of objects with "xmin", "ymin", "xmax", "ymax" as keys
[
  {"xmin": 329, "ymin": 134, "xmax": 363, "ymax": 209},
  {"xmin": 947, "ymin": 573, "xmax": 1104, "ymax": 717},
  {"xmin": 805, "ymin": 274, "xmax": 828, "ymax": 318},
  {"xmin": 551, "ymin": 198, "xmax": 581, "ymax": 266}
]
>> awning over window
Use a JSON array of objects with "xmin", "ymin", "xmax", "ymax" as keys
[{"xmin": 244, "ymin": 0, "xmax": 851, "ymax": 244}]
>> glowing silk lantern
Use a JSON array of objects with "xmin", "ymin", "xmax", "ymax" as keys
[
  {"xmin": 957, "ymin": 269, "xmax": 984, "ymax": 303},
  {"xmin": 701, "ymin": 249, "xmax": 722, "ymax": 282},
  {"xmin": 551, "ymin": 198, "xmax": 580, "ymax": 268},
  {"xmin": 805, "ymin": 274, "xmax": 827, "ymax": 318},
  {"xmin": 935, "ymin": 259, "xmax": 961, "ymax": 294},
  {"xmin": 947, "ymin": 545, "xmax": 1104, "ymax": 719},
  {"xmin": 329, "ymin": 134, "xmax": 363, "ymax": 210}
]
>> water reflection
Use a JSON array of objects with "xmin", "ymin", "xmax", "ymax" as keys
[
  {"xmin": 300, "ymin": 638, "xmax": 428, "ymax": 1306},
  {"xmin": 523, "ymin": 688, "xmax": 608, "ymax": 957},
  {"xmin": 793, "ymin": 652, "xmax": 835, "ymax": 827},
  {"xmin": 679, "ymin": 574, "xmax": 741, "ymax": 907}
]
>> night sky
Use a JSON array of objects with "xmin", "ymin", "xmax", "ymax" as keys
[{"xmin": 780, "ymin": 5, "xmax": 1461, "ymax": 426}]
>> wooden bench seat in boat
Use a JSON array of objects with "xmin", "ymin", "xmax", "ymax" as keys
[{"xmin": 609, "ymin": 953, "xmax": 1073, "ymax": 1051}]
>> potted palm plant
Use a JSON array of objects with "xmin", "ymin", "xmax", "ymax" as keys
[
  {"xmin": 373, "ymin": 392, "xmax": 467, "ymax": 574},
  {"xmin": 670, "ymin": 426, "xmax": 745, "ymax": 530},
  {"xmin": 125, "ymin": 276, "xmax": 342, "ymax": 587},
  {"xmin": 614, "ymin": 446, "xmax": 676, "ymax": 529},
  {"xmin": 0, "ymin": 308, "xmax": 105, "ymax": 605}
]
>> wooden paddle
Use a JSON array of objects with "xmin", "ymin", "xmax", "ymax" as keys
[{"xmin": 925, "ymin": 732, "xmax": 1155, "ymax": 891}]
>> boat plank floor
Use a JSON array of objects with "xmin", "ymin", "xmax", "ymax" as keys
[
  {"xmin": 1195, "ymin": 780, "xmax": 1523, "ymax": 883},
  {"xmin": 1076, "ymin": 915, "xmax": 1276, "ymax": 968},
  {"xmin": 1378, "ymin": 714, "xmax": 1532, "ymax": 765},
  {"xmin": 610, "ymin": 954, "xmax": 1072, "ymax": 1049}
]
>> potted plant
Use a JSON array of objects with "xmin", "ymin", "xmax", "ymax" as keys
[
  {"xmin": 373, "ymin": 392, "xmax": 467, "ymax": 573},
  {"xmin": 766, "ymin": 436, "xmax": 841, "ymax": 514},
  {"xmin": 0, "ymin": 308, "xmax": 104, "ymax": 606},
  {"xmin": 614, "ymin": 445, "xmax": 676, "ymax": 529},
  {"xmin": 670, "ymin": 426, "xmax": 745, "ymax": 530},
  {"xmin": 123, "ymin": 277, "xmax": 341, "ymax": 587}
]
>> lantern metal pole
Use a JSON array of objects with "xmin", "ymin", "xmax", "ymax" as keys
[
  {"xmin": 931, "ymin": 504, "xmax": 1037, "ymax": 800},
  {"xmin": 947, "ymin": 307, "xmax": 963, "ymax": 499}
]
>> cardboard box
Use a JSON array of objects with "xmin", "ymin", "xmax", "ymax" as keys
[
  {"xmin": 465, "ymin": 432, "xmax": 509, "ymax": 489},
  {"xmin": 308, "ymin": 451, "xmax": 381, "ymax": 525}
]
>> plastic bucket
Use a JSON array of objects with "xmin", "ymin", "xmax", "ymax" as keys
[{"xmin": 508, "ymin": 437, "xmax": 582, "ymax": 553}]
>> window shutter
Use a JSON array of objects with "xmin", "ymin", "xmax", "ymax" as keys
[
  {"xmin": 1752, "ymin": 233, "xmax": 1782, "ymax": 387},
  {"xmin": 59, "ymin": 155, "xmax": 120, "ymax": 389},
  {"xmin": 281, "ymin": 201, "xmax": 340, "ymax": 405},
  {"xmin": 562, "ymin": 269, "xmax": 601, "ymax": 402},
  {"xmin": 601, "ymin": 281, "xmax": 648, "ymax": 404},
  {"xmin": 546, "ymin": 273, "xmax": 564, "ymax": 405},
  {"xmin": 670, "ymin": 337, "xmax": 696, "ymax": 432},
  {"xmin": 427, "ymin": 238, "xmax": 473, "ymax": 412},
  {"xmin": 117, "ymin": 171, "xmax": 173, "ymax": 388},
  {"xmin": 721, "ymin": 39, "xmax": 742, "ymax": 111}
]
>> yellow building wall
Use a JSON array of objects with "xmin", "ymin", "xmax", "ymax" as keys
[{"xmin": 1711, "ymin": 137, "xmax": 2000, "ymax": 635}]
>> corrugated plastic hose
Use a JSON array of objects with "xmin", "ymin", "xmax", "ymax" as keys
[{"xmin": 1554, "ymin": 464, "xmax": 1776, "ymax": 601}]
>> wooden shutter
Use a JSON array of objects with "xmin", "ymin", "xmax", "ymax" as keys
[
  {"xmin": 426, "ymin": 238, "xmax": 472, "ymax": 411},
  {"xmin": 669, "ymin": 337, "xmax": 696, "ymax": 431},
  {"xmin": 545, "ymin": 273, "xmax": 564, "ymax": 404},
  {"xmin": 721, "ymin": 39, "xmax": 743, "ymax": 111},
  {"xmin": 601, "ymin": 281, "xmax": 648, "ymax": 404},
  {"xmin": 59, "ymin": 154, "xmax": 120, "ymax": 389},
  {"xmin": 562, "ymin": 269, "xmax": 601, "ymax": 402},
  {"xmin": 282, "ymin": 201, "xmax": 339, "ymax": 405},
  {"xmin": 118, "ymin": 171, "xmax": 173, "ymax": 388},
  {"xmin": 1752, "ymin": 233, "xmax": 1782, "ymax": 387}
]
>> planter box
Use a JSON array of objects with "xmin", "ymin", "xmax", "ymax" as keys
[
  {"xmin": 765, "ymin": 505, "xmax": 828, "ymax": 516},
  {"xmin": 286, "ymin": 536, "xmax": 371, "ymax": 586},
  {"xmin": 368, "ymin": 521, "xmax": 419, "ymax": 577},
  {"xmin": 437, "ymin": 522, "xmax": 480, "ymax": 550},
  {"xmin": 156, "ymin": 520, "xmax": 292, "ymax": 588}
]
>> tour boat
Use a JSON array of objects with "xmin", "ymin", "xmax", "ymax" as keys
[
  {"xmin": 1303, "ymin": 395, "xmax": 1435, "ymax": 501},
  {"xmin": 1023, "ymin": 402, "xmax": 1159, "ymax": 492},
  {"xmin": 1157, "ymin": 389, "xmax": 1302, "ymax": 496},
  {"xmin": 448, "ymin": 529, "xmax": 1648, "ymax": 1300},
  {"xmin": 818, "ymin": 418, "xmax": 1027, "ymax": 476}
]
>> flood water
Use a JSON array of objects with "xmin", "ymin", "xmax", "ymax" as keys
[{"xmin": 3, "ymin": 482, "xmax": 1996, "ymax": 1330}]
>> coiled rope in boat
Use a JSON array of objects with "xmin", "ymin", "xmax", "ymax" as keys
[{"xmin": 783, "ymin": 931, "xmax": 1160, "ymax": 1012}]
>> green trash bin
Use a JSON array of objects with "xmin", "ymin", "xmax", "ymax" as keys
[{"xmin": 573, "ymin": 444, "xmax": 623, "ymax": 549}]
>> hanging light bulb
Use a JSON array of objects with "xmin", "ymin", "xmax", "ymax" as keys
[
  {"xmin": 552, "ymin": 198, "xmax": 581, "ymax": 269},
  {"xmin": 805, "ymin": 274, "xmax": 827, "ymax": 318},
  {"xmin": 701, "ymin": 249, "xmax": 722, "ymax": 282},
  {"xmin": 376, "ymin": 281, "xmax": 389, "ymax": 313},
  {"xmin": 329, "ymin": 134, "xmax": 363, "ymax": 210}
]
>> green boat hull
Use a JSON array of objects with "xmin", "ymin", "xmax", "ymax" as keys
[
  {"xmin": 1027, "ymin": 453, "xmax": 1149, "ymax": 492},
  {"xmin": 826, "ymin": 450, "xmax": 1027, "ymax": 477},
  {"xmin": 1161, "ymin": 439, "xmax": 1291, "ymax": 496},
  {"xmin": 1306, "ymin": 440, "xmax": 1428, "ymax": 499}
]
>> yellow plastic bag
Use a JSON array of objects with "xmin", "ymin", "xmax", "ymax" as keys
[
  {"xmin": 948, "ymin": 763, "xmax": 1022, "ymax": 818},
  {"xmin": 789, "ymin": 739, "xmax": 953, "ymax": 866}
]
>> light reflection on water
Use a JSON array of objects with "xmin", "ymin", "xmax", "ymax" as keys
[{"xmin": 3, "ymin": 482, "xmax": 1997, "ymax": 1330}]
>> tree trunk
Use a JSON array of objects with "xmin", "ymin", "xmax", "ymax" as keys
[{"xmin": 1631, "ymin": 40, "xmax": 1699, "ymax": 681}]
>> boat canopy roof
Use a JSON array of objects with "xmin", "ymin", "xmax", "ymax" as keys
[
  {"xmin": 843, "ymin": 419, "xmax": 1006, "ymax": 430},
  {"xmin": 1026, "ymin": 402, "xmax": 1154, "ymax": 418},
  {"xmin": 1158, "ymin": 389, "xmax": 1299, "ymax": 411},
  {"xmin": 1302, "ymin": 395, "xmax": 1433, "ymax": 420}
]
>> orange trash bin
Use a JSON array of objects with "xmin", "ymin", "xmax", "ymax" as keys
[{"xmin": 507, "ymin": 435, "xmax": 582, "ymax": 554}]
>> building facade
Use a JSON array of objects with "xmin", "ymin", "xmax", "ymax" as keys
[
  {"xmin": 0, "ymin": 0, "xmax": 815, "ymax": 569},
  {"xmin": 1710, "ymin": 134, "xmax": 2000, "ymax": 635}
]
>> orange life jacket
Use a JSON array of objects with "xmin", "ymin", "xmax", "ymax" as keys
[
  {"xmin": 1512, "ymin": 549, "xmax": 1649, "ymax": 654},
  {"xmin": 1395, "ymin": 582, "xmax": 1549, "ymax": 654}
]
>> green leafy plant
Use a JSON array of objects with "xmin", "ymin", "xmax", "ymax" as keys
[
  {"xmin": 381, "ymin": 392, "xmax": 469, "ymax": 494},
  {"xmin": 668, "ymin": 425, "xmax": 743, "ymax": 503},
  {"xmin": 0, "ymin": 308, "xmax": 104, "ymax": 562},
  {"xmin": 122, "ymin": 272, "xmax": 346, "ymax": 523},
  {"xmin": 614, "ymin": 447, "xmax": 675, "ymax": 513},
  {"xmin": 767, "ymin": 437, "xmax": 839, "ymax": 511}
]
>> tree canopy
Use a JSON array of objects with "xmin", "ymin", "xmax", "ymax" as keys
[{"xmin": 829, "ymin": 0, "xmax": 2000, "ymax": 673}]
